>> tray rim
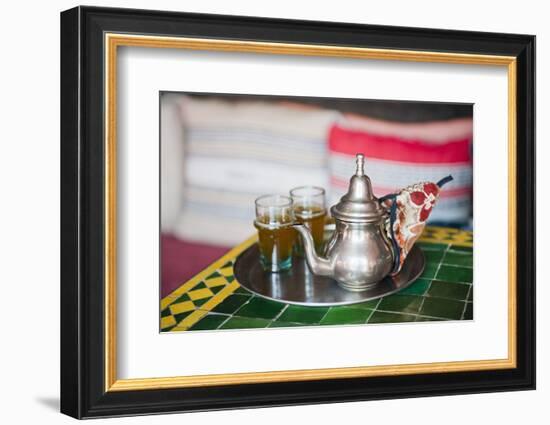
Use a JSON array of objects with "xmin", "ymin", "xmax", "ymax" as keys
[{"xmin": 234, "ymin": 243, "xmax": 425, "ymax": 307}]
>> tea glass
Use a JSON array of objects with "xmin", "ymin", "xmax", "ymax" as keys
[
  {"xmin": 254, "ymin": 195, "xmax": 296, "ymax": 272},
  {"xmin": 290, "ymin": 186, "xmax": 327, "ymax": 255}
]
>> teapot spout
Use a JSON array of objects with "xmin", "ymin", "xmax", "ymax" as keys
[{"xmin": 293, "ymin": 224, "xmax": 333, "ymax": 276}]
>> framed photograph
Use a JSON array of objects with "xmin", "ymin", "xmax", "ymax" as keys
[{"xmin": 60, "ymin": 6, "xmax": 535, "ymax": 419}]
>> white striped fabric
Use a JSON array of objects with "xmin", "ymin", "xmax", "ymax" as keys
[
  {"xmin": 179, "ymin": 96, "xmax": 339, "ymax": 167},
  {"xmin": 160, "ymin": 93, "xmax": 186, "ymax": 233},
  {"xmin": 183, "ymin": 156, "xmax": 328, "ymax": 195},
  {"xmin": 175, "ymin": 209, "xmax": 254, "ymax": 246},
  {"xmin": 173, "ymin": 96, "xmax": 338, "ymax": 245},
  {"xmin": 180, "ymin": 97, "xmax": 338, "ymax": 139}
]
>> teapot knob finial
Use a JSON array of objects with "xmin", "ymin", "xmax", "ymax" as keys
[{"xmin": 355, "ymin": 153, "xmax": 365, "ymax": 176}]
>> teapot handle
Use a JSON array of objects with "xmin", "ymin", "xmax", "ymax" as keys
[
  {"xmin": 437, "ymin": 175, "xmax": 454, "ymax": 187},
  {"xmin": 378, "ymin": 194, "xmax": 401, "ymax": 274}
]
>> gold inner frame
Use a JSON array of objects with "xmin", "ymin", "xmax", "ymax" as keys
[{"xmin": 104, "ymin": 33, "xmax": 517, "ymax": 392}]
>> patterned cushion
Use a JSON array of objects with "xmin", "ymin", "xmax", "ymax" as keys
[
  {"xmin": 173, "ymin": 96, "xmax": 338, "ymax": 245},
  {"xmin": 329, "ymin": 115, "xmax": 473, "ymax": 225}
]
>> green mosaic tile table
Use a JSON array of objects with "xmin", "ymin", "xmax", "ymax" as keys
[{"xmin": 160, "ymin": 226, "xmax": 473, "ymax": 332}]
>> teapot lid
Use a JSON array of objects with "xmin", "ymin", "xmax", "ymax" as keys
[{"xmin": 330, "ymin": 153, "xmax": 386, "ymax": 223}]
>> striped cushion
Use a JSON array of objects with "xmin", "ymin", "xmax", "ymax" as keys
[
  {"xmin": 173, "ymin": 96, "xmax": 338, "ymax": 245},
  {"xmin": 160, "ymin": 93, "xmax": 186, "ymax": 233},
  {"xmin": 179, "ymin": 96, "xmax": 338, "ymax": 167},
  {"xmin": 329, "ymin": 116, "xmax": 473, "ymax": 225}
]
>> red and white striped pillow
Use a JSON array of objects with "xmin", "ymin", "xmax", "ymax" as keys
[{"xmin": 328, "ymin": 115, "xmax": 473, "ymax": 225}]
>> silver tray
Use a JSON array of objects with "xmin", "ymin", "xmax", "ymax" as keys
[{"xmin": 234, "ymin": 244, "xmax": 425, "ymax": 306}]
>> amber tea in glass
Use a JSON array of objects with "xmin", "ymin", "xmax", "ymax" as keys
[
  {"xmin": 290, "ymin": 186, "xmax": 327, "ymax": 255},
  {"xmin": 254, "ymin": 195, "xmax": 296, "ymax": 272}
]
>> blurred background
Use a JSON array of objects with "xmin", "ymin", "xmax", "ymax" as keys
[{"xmin": 160, "ymin": 92, "xmax": 473, "ymax": 297}]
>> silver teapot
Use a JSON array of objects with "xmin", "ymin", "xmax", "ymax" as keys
[{"xmin": 293, "ymin": 154, "xmax": 394, "ymax": 291}]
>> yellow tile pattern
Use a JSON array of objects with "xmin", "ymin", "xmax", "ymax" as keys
[
  {"xmin": 159, "ymin": 235, "xmax": 257, "ymax": 331},
  {"xmin": 160, "ymin": 234, "xmax": 257, "ymax": 310},
  {"xmin": 169, "ymin": 301, "xmax": 195, "ymax": 315},
  {"xmin": 204, "ymin": 276, "xmax": 227, "ymax": 288},
  {"xmin": 188, "ymin": 287, "xmax": 214, "ymax": 301},
  {"xmin": 160, "ymin": 316, "xmax": 176, "ymax": 329},
  {"xmin": 170, "ymin": 281, "xmax": 240, "ymax": 331},
  {"xmin": 419, "ymin": 226, "xmax": 473, "ymax": 247}
]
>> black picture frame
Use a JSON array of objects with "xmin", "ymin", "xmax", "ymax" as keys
[{"xmin": 60, "ymin": 5, "xmax": 535, "ymax": 419}]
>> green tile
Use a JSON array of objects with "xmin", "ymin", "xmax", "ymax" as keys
[
  {"xmin": 193, "ymin": 281, "xmax": 208, "ymax": 290},
  {"xmin": 173, "ymin": 311, "xmax": 193, "ymax": 323},
  {"xmin": 320, "ymin": 307, "xmax": 372, "ymax": 325},
  {"xmin": 449, "ymin": 245, "xmax": 473, "ymax": 253},
  {"xmin": 160, "ymin": 308, "xmax": 172, "ymax": 318},
  {"xmin": 463, "ymin": 302, "xmax": 473, "ymax": 320},
  {"xmin": 443, "ymin": 251, "xmax": 473, "ymax": 268},
  {"xmin": 234, "ymin": 285, "xmax": 253, "ymax": 295},
  {"xmin": 367, "ymin": 311, "xmax": 417, "ymax": 323},
  {"xmin": 161, "ymin": 325, "xmax": 177, "ymax": 332},
  {"xmin": 378, "ymin": 294, "xmax": 423, "ymax": 314},
  {"xmin": 352, "ymin": 299, "xmax": 381, "ymax": 309},
  {"xmin": 417, "ymin": 242, "xmax": 449, "ymax": 251},
  {"xmin": 211, "ymin": 294, "xmax": 251, "ymax": 315},
  {"xmin": 219, "ymin": 316, "xmax": 271, "ymax": 329},
  {"xmin": 415, "ymin": 316, "xmax": 445, "ymax": 322},
  {"xmin": 468, "ymin": 288, "xmax": 473, "ymax": 302},
  {"xmin": 427, "ymin": 280, "xmax": 470, "ymax": 301},
  {"xmin": 276, "ymin": 305, "xmax": 328, "ymax": 324},
  {"xmin": 210, "ymin": 285, "xmax": 224, "ymax": 295},
  {"xmin": 423, "ymin": 250, "xmax": 445, "ymax": 264},
  {"xmin": 398, "ymin": 278, "xmax": 431, "ymax": 295},
  {"xmin": 436, "ymin": 265, "xmax": 473, "ymax": 283},
  {"xmin": 420, "ymin": 297, "xmax": 465, "ymax": 320},
  {"xmin": 234, "ymin": 297, "xmax": 286, "ymax": 320},
  {"xmin": 188, "ymin": 314, "xmax": 229, "ymax": 331},
  {"xmin": 193, "ymin": 297, "xmax": 210, "ymax": 307},
  {"xmin": 419, "ymin": 262, "xmax": 439, "ymax": 279},
  {"xmin": 268, "ymin": 321, "xmax": 304, "ymax": 328},
  {"xmin": 173, "ymin": 293, "xmax": 191, "ymax": 304},
  {"xmin": 417, "ymin": 242, "xmax": 448, "ymax": 251}
]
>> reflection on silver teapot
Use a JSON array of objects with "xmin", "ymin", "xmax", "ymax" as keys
[{"xmin": 293, "ymin": 154, "xmax": 393, "ymax": 291}]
